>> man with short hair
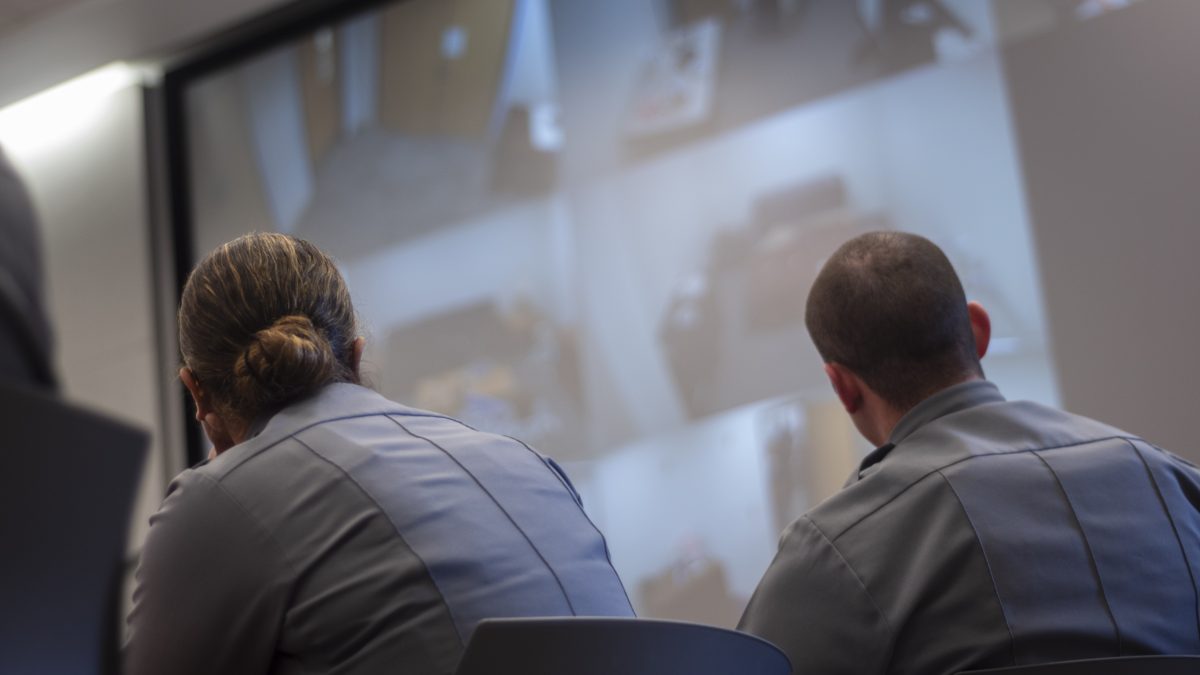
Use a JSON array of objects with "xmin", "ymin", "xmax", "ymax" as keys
[{"xmin": 739, "ymin": 231, "xmax": 1200, "ymax": 674}]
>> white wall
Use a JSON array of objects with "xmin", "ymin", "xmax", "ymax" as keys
[
  {"xmin": 0, "ymin": 0, "xmax": 293, "ymax": 108},
  {"xmin": 1004, "ymin": 0, "xmax": 1200, "ymax": 460}
]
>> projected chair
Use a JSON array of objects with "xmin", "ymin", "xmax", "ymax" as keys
[
  {"xmin": 959, "ymin": 655, "xmax": 1200, "ymax": 674},
  {"xmin": 454, "ymin": 617, "xmax": 791, "ymax": 675}
]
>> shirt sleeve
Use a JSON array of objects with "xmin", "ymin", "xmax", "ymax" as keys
[
  {"xmin": 738, "ymin": 516, "xmax": 893, "ymax": 675},
  {"xmin": 124, "ymin": 471, "xmax": 289, "ymax": 675}
]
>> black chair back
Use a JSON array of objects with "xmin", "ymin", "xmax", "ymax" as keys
[
  {"xmin": 0, "ymin": 383, "xmax": 147, "ymax": 675},
  {"xmin": 455, "ymin": 617, "xmax": 791, "ymax": 675},
  {"xmin": 960, "ymin": 655, "xmax": 1200, "ymax": 674}
]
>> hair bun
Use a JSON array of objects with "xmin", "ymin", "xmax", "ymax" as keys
[{"xmin": 232, "ymin": 314, "xmax": 337, "ymax": 412}]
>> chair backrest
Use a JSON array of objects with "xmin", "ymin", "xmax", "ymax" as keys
[
  {"xmin": 0, "ymin": 383, "xmax": 147, "ymax": 675},
  {"xmin": 455, "ymin": 617, "xmax": 792, "ymax": 675},
  {"xmin": 959, "ymin": 655, "xmax": 1200, "ymax": 674}
]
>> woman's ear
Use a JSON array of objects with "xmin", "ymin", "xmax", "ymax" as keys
[{"xmin": 179, "ymin": 366, "xmax": 210, "ymax": 421}]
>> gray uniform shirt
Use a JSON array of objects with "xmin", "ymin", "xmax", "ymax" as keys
[
  {"xmin": 739, "ymin": 380, "xmax": 1200, "ymax": 675},
  {"xmin": 125, "ymin": 383, "xmax": 633, "ymax": 675}
]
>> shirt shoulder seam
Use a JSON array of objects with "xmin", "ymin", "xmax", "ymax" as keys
[
  {"xmin": 935, "ymin": 469, "xmax": 1018, "ymax": 665},
  {"xmin": 206, "ymin": 408, "xmax": 455, "ymax": 482},
  {"xmin": 829, "ymin": 434, "xmax": 1140, "ymax": 542},
  {"xmin": 383, "ymin": 414, "xmax": 580, "ymax": 617},
  {"xmin": 803, "ymin": 515, "xmax": 897, "ymax": 657},
  {"xmin": 186, "ymin": 471, "xmax": 297, "ymax": 579},
  {"xmin": 1122, "ymin": 438, "xmax": 1200, "ymax": 641},
  {"xmin": 287, "ymin": 427, "xmax": 468, "ymax": 647}
]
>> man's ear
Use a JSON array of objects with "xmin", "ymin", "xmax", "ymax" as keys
[
  {"xmin": 179, "ymin": 367, "xmax": 211, "ymax": 422},
  {"xmin": 824, "ymin": 362, "xmax": 864, "ymax": 414},
  {"xmin": 967, "ymin": 301, "xmax": 991, "ymax": 360}
]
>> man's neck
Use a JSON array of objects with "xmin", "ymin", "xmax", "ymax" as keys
[
  {"xmin": 872, "ymin": 374, "xmax": 984, "ymax": 445},
  {"xmin": 872, "ymin": 406, "xmax": 906, "ymax": 447}
]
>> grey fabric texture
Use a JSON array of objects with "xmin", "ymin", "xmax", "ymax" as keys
[
  {"xmin": 740, "ymin": 380, "xmax": 1200, "ymax": 675},
  {"xmin": 125, "ymin": 384, "xmax": 633, "ymax": 675}
]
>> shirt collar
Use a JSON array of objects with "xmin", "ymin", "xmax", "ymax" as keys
[
  {"xmin": 854, "ymin": 379, "xmax": 1005, "ymax": 481},
  {"xmin": 210, "ymin": 383, "xmax": 408, "ymax": 464},
  {"xmin": 244, "ymin": 412, "xmax": 273, "ymax": 441}
]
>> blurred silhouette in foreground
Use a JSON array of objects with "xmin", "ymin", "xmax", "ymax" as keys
[
  {"xmin": 0, "ymin": 147, "xmax": 146, "ymax": 675},
  {"xmin": 0, "ymin": 149, "xmax": 56, "ymax": 391}
]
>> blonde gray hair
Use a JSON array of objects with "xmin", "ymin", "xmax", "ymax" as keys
[{"xmin": 179, "ymin": 233, "xmax": 358, "ymax": 425}]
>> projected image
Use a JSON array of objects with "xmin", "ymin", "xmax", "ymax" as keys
[
  {"xmin": 380, "ymin": 299, "xmax": 585, "ymax": 453},
  {"xmin": 656, "ymin": 176, "xmax": 883, "ymax": 419},
  {"xmin": 189, "ymin": 1, "xmax": 562, "ymax": 262},
  {"xmin": 624, "ymin": 0, "xmax": 984, "ymax": 158},
  {"xmin": 185, "ymin": 0, "xmax": 1140, "ymax": 625}
]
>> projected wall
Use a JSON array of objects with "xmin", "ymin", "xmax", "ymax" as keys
[{"xmin": 184, "ymin": 0, "xmax": 1135, "ymax": 626}]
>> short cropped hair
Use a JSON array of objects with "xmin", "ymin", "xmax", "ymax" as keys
[{"xmin": 805, "ymin": 231, "xmax": 981, "ymax": 411}]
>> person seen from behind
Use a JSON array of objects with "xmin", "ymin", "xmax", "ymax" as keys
[
  {"xmin": 125, "ymin": 232, "xmax": 633, "ymax": 675},
  {"xmin": 739, "ymin": 231, "xmax": 1200, "ymax": 674}
]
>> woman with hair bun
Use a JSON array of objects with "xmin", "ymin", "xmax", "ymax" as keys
[{"xmin": 125, "ymin": 233, "xmax": 633, "ymax": 675}]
